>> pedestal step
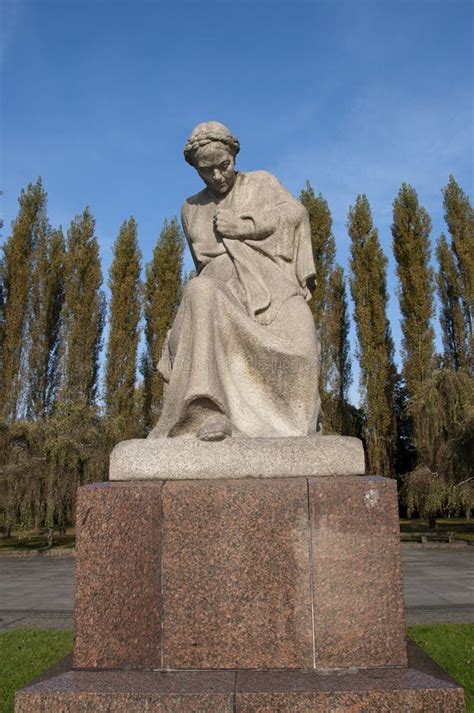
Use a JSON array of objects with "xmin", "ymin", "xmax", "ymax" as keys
[
  {"xmin": 109, "ymin": 435, "xmax": 365, "ymax": 480},
  {"xmin": 15, "ymin": 642, "xmax": 466, "ymax": 712}
]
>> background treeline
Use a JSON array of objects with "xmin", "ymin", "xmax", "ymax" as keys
[{"xmin": 0, "ymin": 176, "xmax": 472, "ymax": 537}]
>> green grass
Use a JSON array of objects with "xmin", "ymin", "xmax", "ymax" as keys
[
  {"xmin": 0, "ymin": 629, "xmax": 73, "ymax": 713},
  {"xmin": 408, "ymin": 623, "xmax": 474, "ymax": 712},
  {"xmin": 0, "ymin": 625, "xmax": 472, "ymax": 712}
]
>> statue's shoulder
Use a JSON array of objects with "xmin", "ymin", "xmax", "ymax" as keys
[
  {"xmin": 243, "ymin": 170, "xmax": 300, "ymax": 206},
  {"xmin": 242, "ymin": 170, "xmax": 294, "ymax": 195},
  {"xmin": 184, "ymin": 188, "xmax": 207, "ymax": 208},
  {"xmin": 241, "ymin": 170, "xmax": 281, "ymax": 186}
]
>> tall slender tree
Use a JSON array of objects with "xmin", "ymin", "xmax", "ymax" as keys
[
  {"xmin": 436, "ymin": 234, "xmax": 469, "ymax": 371},
  {"xmin": 105, "ymin": 217, "xmax": 142, "ymax": 437},
  {"xmin": 349, "ymin": 194, "xmax": 397, "ymax": 475},
  {"xmin": 26, "ymin": 225, "xmax": 65, "ymax": 418},
  {"xmin": 142, "ymin": 218, "xmax": 184, "ymax": 432},
  {"xmin": 441, "ymin": 176, "xmax": 473, "ymax": 362},
  {"xmin": 1, "ymin": 178, "xmax": 47, "ymax": 420},
  {"xmin": 59, "ymin": 207, "xmax": 105, "ymax": 407},
  {"xmin": 300, "ymin": 182, "xmax": 336, "ymax": 425},
  {"xmin": 324, "ymin": 264, "xmax": 352, "ymax": 434},
  {"xmin": 0, "ymin": 257, "xmax": 5, "ymax": 380},
  {"xmin": 392, "ymin": 183, "xmax": 436, "ymax": 455}
]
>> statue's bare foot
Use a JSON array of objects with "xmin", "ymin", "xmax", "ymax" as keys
[{"xmin": 198, "ymin": 415, "xmax": 231, "ymax": 441}]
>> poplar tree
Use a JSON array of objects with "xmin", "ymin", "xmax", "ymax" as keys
[
  {"xmin": 438, "ymin": 176, "xmax": 474, "ymax": 374},
  {"xmin": 59, "ymin": 207, "xmax": 105, "ymax": 407},
  {"xmin": 392, "ymin": 184, "xmax": 436, "ymax": 455},
  {"xmin": 300, "ymin": 182, "xmax": 336, "ymax": 424},
  {"xmin": 349, "ymin": 194, "xmax": 397, "ymax": 475},
  {"xmin": 105, "ymin": 217, "xmax": 142, "ymax": 437},
  {"xmin": 392, "ymin": 184, "xmax": 435, "ymax": 393},
  {"xmin": 436, "ymin": 235, "xmax": 468, "ymax": 371},
  {"xmin": 26, "ymin": 225, "xmax": 65, "ymax": 418},
  {"xmin": 0, "ymin": 194, "xmax": 4, "ymax": 354},
  {"xmin": 325, "ymin": 265, "xmax": 352, "ymax": 434},
  {"xmin": 142, "ymin": 218, "xmax": 184, "ymax": 432},
  {"xmin": 1, "ymin": 179, "xmax": 47, "ymax": 420},
  {"xmin": 0, "ymin": 258, "xmax": 5, "ymax": 375},
  {"xmin": 441, "ymin": 176, "xmax": 473, "ymax": 363}
]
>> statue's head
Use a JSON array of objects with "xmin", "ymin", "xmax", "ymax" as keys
[{"xmin": 184, "ymin": 121, "xmax": 240, "ymax": 197}]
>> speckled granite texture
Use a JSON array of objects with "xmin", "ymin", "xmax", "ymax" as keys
[
  {"xmin": 309, "ymin": 475, "xmax": 407, "ymax": 669},
  {"xmin": 74, "ymin": 482, "xmax": 163, "ymax": 669},
  {"xmin": 73, "ymin": 476, "xmax": 410, "ymax": 671},
  {"xmin": 109, "ymin": 434, "xmax": 365, "ymax": 480},
  {"xmin": 162, "ymin": 478, "xmax": 313, "ymax": 669},
  {"xmin": 15, "ymin": 641, "xmax": 466, "ymax": 712}
]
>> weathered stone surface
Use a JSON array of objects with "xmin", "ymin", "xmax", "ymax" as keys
[
  {"xmin": 74, "ymin": 482, "xmax": 163, "ymax": 669},
  {"xmin": 162, "ymin": 477, "xmax": 313, "ymax": 669},
  {"xmin": 309, "ymin": 475, "xmax": 407, "ymax": 669},
  {"xmin": 15, "ymin": 670, "xmax": 236, "ymax": 712},
  {"xmin": 235, "ymin": 670, "xmax": 465, "ymax": 711},
  {"xmin": 14, "ymin": 642, "xmax": 466, "ymax": 712},
  {"xmin": 110, "ymin": 434, "xmax": 365, "ymax": 480},
  {"xmin": 149, "ymin": 121, "xmax": 322, "ymax": 440},
  {"xmin": 71, "ymin": 475, "xmax": 410, "ymax": 672}
]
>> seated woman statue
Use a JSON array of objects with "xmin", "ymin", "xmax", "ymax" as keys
[{"xmin": 149, "ymin": 121, "xmax": 321, "ymax": 441}]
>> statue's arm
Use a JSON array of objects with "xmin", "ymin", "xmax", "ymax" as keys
[
  {"xmin": 216, "ymin": 171, "xmax": 304, "ymax": 241},
  {"xmin": 181, "ymin": 203, "xmax": 200, "ymax": 270},
  {"xmin": 240, "ymin": 199, "xmax": 306, "ymax": 240},
  {"xmin": 238, "ymin": 208, "xmax": 278, "ymax": 239}
]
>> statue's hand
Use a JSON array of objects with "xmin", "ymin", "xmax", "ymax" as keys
[{"xmin": 214, "ymin": 208, "xmax": 253, "ymax": 239}]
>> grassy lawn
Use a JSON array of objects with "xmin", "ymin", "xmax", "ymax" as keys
[
  {"xmin": 0, "ymin": 625, "xmax": 472, "ymax": 712},
  {"xmin": 408, "ymin": 623, "xmax": 474, "ymax": 712},
  {"xmin": 0, "ymin": 629, "xmax": 73, "ymax": 713}
]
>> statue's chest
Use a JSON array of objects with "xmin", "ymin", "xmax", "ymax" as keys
[{"xmin": 187, "ymin": 202, "xmax": 221, "ymax": 249}]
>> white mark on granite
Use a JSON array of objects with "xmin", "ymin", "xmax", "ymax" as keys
[{"xmin": 364, "ymin": 489, "xmax": 380, "ymax": 509}]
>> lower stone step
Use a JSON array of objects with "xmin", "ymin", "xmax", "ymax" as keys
[{"xmin": 15, "ymin": 641, "xmax": 465, "ymax": 712}]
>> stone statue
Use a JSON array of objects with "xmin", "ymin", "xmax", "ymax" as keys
[{"xmin": 149, "ymin": 121, "xmax": 321, "ymax": 442}]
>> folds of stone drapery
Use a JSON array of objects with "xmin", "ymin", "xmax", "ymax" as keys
[{"xmin": 149, "ymin": 275, "xmax": 320, "ymax": 439}]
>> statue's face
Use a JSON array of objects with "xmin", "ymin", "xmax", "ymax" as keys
[{"xmin": 194, "ymin": 143, "xmax": 236, "ymax": 197}]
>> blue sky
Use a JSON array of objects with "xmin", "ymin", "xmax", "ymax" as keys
[{"xmin": 1, "ymin": 0, "xmax": 472, "ymax": 403}]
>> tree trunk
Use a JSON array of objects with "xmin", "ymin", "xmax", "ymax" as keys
[
  {"xmin": 33, "ymin": 511, "xmax": 42, "ymax": 535},
  {"xmin": 46, "ymin": 528, "xmax": 54, "ymax": 549},
  {"xmin": 1, "ymin": 522, "xmax": 12, "ymax": 538}
]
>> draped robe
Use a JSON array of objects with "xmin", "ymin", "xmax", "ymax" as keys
[{"xmin": 149, "ymin": 170, "xmax": 321, "ymax": 438}]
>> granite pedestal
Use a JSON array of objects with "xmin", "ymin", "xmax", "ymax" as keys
[
  {"xmin": 15, "ymin": 641, "xmax": 466, "ymax": 712},
  {"xmin": 15, "ymin": 437, "xmax": 465, "ymax": 711}
]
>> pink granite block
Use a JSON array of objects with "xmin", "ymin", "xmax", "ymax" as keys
[
  {"xmin": 235, "ymin": 640, "xmax": 465, "ymax": 711},
  {"xmin": 15, "ymin": 670, "xmax": 236, "ymax": 712},
  {"xmin": 74, "ymin": 481, "xmax": 163, "ymax": 669},
  {"xmin": 14, "ymin": 643, "xmax": 465, "ymax": 712},
  {"xmin": 309, "ymin": 475, "xmax": 407, "ymax": 669},
  {"xmin": 162, "ymin": 477, "xmax": 313, "ymax": 669}
]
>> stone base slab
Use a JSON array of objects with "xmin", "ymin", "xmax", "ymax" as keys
[
  {"xmin": 74, "ymin": 476, "xmax": 406, "ymax": 671},
  {"xmin": 15, "ymin": 642, "xmax": 466, "ymax": 712},
  {"xmin": 109, "ymin": 434, "xmax": 365, "ymax": 480}
]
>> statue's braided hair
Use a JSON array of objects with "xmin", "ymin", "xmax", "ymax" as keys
[{"xmin": 184, "ymin": 121, "xmax": 240, "ymax": 166}]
